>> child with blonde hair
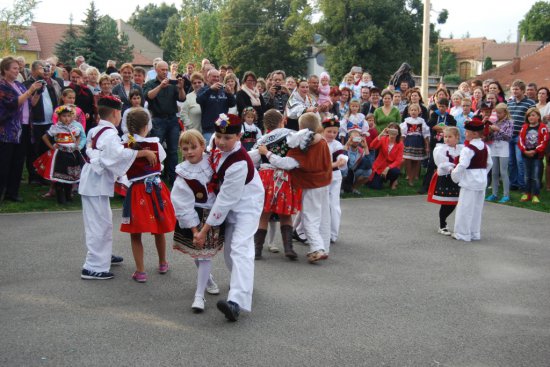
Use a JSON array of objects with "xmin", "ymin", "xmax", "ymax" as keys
[
  {"xmin": 171, "ymin": 129, "xmax": 223, "ymax": 312},
  {"xmin": 485, "ymin": 103, "xmax": 514, "ymax": 203},
  {"xmin": 400, "ymin": 103, "xmax": 430, "ymax": 186},
  {"xmin": 340, "ymin": 98, "xmax": 367, "ymax": 142},
  {"xmin": 240, "ymin": 107, "xmax": 262, "ymax": 151},
  {"xmin": 427, "ymin": 126, "xmax": 463, "ymax": 235}
]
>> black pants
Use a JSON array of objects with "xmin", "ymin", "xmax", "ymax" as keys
[
  {"xmin": 32, "ymin": 123, "xmax": 51, "ymax": 158},
  {"xmin": 369, "ymin": 168, "xmax": 400, "ymax": 190},
  {"xmin": 439, "ymin": 205, "xmax": 455, "ymax": 229},
  {"xmin": 0, "ymin": 141, "xmax": 25, "ymax": 200},
  {"xmin": 21, "ymin": 124, "xmax": 39, "ymax": 182}
]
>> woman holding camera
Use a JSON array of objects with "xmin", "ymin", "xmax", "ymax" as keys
[
  {"xmin": 368, "ymin": 123, "xmax": 404, "ymax": 190},
  {"xmin": 0, "ymin": 56, "xmax": 43, "ymax": 202}
]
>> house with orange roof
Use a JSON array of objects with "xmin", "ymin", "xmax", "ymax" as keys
[
  {"xmin": 7, "ymin": 26, "xmax": 41, "ymax": 64},
  {"xmin": 473, "ymin": 44, "xmax": 550, "ymax": 91},
  {"xmin": 28, "ymin": 20, "xmax": 162, "ymax": 68},
  {"xmin": 440, "ymin": 38, "xmax": 544, "ymax": 80}
]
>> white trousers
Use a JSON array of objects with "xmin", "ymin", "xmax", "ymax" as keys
[
  {"xmin": 223, "ymin": 214, "xmax": 257, "ymax": 312},
  {"xmin": 453, "ymin": 188, "xmax": 485, "ymax": 242},
  {"xmin": 301, "ymin": 186, "xmax": 331, "ymax": 254},
  {"xmin": 82, "ymin": 195, "xmax": 113, "ymax": 272},
  {"xmin": 329, "ymin": 176, "xmax": 342, "ymax": 242}
]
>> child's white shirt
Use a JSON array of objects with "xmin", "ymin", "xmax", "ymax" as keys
[
  {"xmin": 400, "ymin": 116, "xmax": 430, "ymax": 139},
  {"xmin": 433, "ymin": 143, "xmax": 463, "ymax": 176},
  {"xmin": 171, "ymin": 154, "xmax": 215, "ymax": 228},
  {"xmin": 451, "ymin": 138, "xmax": 493, "ymax": 190}
]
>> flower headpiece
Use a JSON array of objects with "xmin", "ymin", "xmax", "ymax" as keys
[
  {"xmin": 214, "ymin": 113, "xmax": 242, "ymax": 134},
  {"xmin": 322, "ymin": 114, "xmax": 340, "ymax": 129},
  {"xmin": 54, "ymin": 105, "xmax": 74, "ymax": 116}
]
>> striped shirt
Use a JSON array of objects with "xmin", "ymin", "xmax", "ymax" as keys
[{"xmin": 508, "ymin": 96, "xmax": 535, "ymax": 135}]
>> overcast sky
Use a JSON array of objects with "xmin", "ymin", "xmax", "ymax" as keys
[{"xmin": 0, "ymin": 0, "xmax": 540, "ymax": 43}]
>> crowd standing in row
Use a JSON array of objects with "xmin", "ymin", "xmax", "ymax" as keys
[{"xmin": 1, "ymin": 55, "xmax": 549, "ymax": 322}]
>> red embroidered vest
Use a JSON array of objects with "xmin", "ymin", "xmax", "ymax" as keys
[
  {"xmin": 123, "ymin": 141, "xmax": 161, "ymax": 180},
  {"xmin": 210, "ymin": 147, "xmax": 254, "ymax": 195},
  {"xmin": 466, "ymin": 144, "xmax": 488, "ymax": 169}
]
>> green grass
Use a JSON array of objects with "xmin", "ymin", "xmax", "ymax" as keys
[
  {"xmin": 2, "ymin": 170, "xmax": 549, "ymax": 214},
  {"xmin": 342, "ymin": 171, "xmax": 550, "ymax": 213}
]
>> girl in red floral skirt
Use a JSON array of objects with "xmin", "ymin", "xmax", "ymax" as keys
[
  {"xmin": 252, "ymin": 109, "xmax": 302, "ymax": 260},
  {"xmin": 119, "ymin": 108, "xmax": 176, "ymax": 283}
]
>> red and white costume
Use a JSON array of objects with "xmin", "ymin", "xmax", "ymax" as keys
[
  {"xmin": 451, "ymin": 139, "xmax": 492, "ymax": 241},
  {"xmin": 119, "ymin": 135, "xmax": 176, "ymax": 234}
]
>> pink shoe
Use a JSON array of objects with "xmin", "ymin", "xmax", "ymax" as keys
[
  {"xmin": 159, "ymin": 262, "xmax": 169, "ymax": 274},
  {"xmin": 132, "ymin": 271, "xmax": 147, "ymax": 283}
]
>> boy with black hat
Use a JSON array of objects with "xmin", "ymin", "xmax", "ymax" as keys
[
  {"xmin": 193, "ymin": 113, "xmax": 264, "ymax": 322},
  {"xmin": 451, "ymin": 116, "xmax": 493, "ymax": 242},
  {"xmin": 79, "ymin": 95, "xmax": 157, "ymax": 280}
]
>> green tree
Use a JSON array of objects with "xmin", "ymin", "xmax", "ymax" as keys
[
  {"xmin": 128, "ymin": 3, "xmax": 178, "ymax": 46},
  {"xmin": 0, "ymin": 0, "xmax": 39, "ymax": 56},
  {"xmin": 219, "ymin": 0, "xmax": 311, "ymax": 77},
  {"xmin": 430, "ymin": 44, "xmax": 457, "ymax": 76},
  {"xmin": 97, "ymin": 16, "xmax": 134, "ymax": 66},
  {"xmin": 483, "ymin": 56, "xmax": 493, "ymax": 71},
  {"xmin": 78, "ymin": 1, "xmax": 102, "ymax": 67},
  {"xmin": 519, "ymin": 1, "xmax": 550, "ymax": 42},
  {"xmin": 160, "ymin": 13, "xmax": 182, "ymax": 63},
  {"xmin": 55, "ymin": 15, "xmax": 80, "ymax": 65},
  {"xmin": 317, "ymin": 0, "xmax": 424, "ymax": 86},
  {"xmin": 74, "ymin": 2, "xmax": 133, "ymax": 68}
]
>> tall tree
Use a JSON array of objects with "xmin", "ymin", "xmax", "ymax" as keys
[
  {"xmin": 78, "ymin": 1, "xmax": 102, "ymax": 67},
  {"xmin": 317, "ymin": 0, "xmax": 424, "ymax": 86},
  {"xmin": 519, "ymin": 1, "xmax": 550, "ymax": 42},
  {"xmin": 0, "ymin": 0, "xmax": 39, "ymax": 56},
  {"xmin": 71, "ymin": 2, "xmax": 134, "ymax": 68},
  {"xmin": 219, "ymin": 0, "xmax": 311, "ymax": 77},
  {"xmin": 55, "ymin": 15, "xmax": 80, "ymax": 65},
  {"xmin": 128, "ymin": 3, "xmax": 178, "ymax": 46}
]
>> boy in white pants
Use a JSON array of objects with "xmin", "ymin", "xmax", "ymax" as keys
[
  {"xmin": 79, "ymin": 96, "xmax": 157, "ymax": 279},
  {"xmin": 451, "ymin": 116, "xmax": 493, "ymax": 242},
  {"xmin": 322, "ymin": 115, "xmax": 348, "ymax": 243},
  {"xmin": 259, "ymin": 112, "xmax": 333, "ymax": 262}
]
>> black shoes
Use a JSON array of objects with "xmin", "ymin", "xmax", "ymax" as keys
[
  {"xmin": 111, "ymin": 255, "xmax": 124, "ymax": 265},
  {"xmin": 217, "ymin": 300, "xmax": 240, "ymax": 322}
]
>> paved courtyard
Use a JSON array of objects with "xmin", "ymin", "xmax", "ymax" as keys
[{"xmin": 1, "ymin": 196, "xmax": 549, "ymax": 366}]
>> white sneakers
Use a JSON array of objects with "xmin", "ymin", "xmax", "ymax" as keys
[
  {"xmin": 267, "ymin": 244, "xmax": 280, "ymax": 253},
  {"xmin": 192, "ymin": 296, "xmax": 205, "ymax": 313},
  {"xmin": 206, "ymin": 279, "xmax": 220, "ymax": 295},
  {"xmin": 438, "ymin": 227, "xmax": 452, "ymax": 236}
]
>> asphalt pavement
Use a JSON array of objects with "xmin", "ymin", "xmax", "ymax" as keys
[{"xmin": 1, "ymin": 196, "xmax": 549, "ymax": 366}]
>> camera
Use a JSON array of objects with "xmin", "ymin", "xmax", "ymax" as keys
[
  {"xmin": 352, "ymin": 136, "xmax": 362, "ymax": 143},
  {"xmin": 168, "ymin": 79, "xmax": 178, "ymax": 85},
  {"xmin": 275, "ymin": 85, "xmax": 282, "ymax": 91}
]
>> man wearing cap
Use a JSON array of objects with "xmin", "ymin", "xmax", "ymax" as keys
[
  {"xmin": 79, "ymin": 96, "xmax": 157, "ymax": 280},
  {"xmin": 451, "ymin": 116, "xmax": 493, "ymax": 242},
  {"xmin": 144, "ymin": 60, "xmax": 186, "ymax": 185}
]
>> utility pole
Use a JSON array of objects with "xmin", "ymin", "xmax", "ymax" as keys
[{"xmin": 421, "ymin": 0, "xmax": 430, "ymax": 100}]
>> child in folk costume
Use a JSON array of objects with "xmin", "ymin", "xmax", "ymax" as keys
[
  {"xmin": 250, "ymin": 109, "xmax": 301, "ymax": 260},
  {"xmin": 79, "ymin": 96, "xmax": 157, "ymax": 280},
  {"xmin": 259, "ymin": 112, "xmax": 332, "ymax": 263},
  {"xmin": 240, "ymin": 107, "xmax": 262, "ymax": 151},
  {"xmin": 171, "ymin": 130, "xmax": 224, "ymax": 312},
  {"xmin": 120, "ymin": 108, "xmax": 176, "ymax": 283},
  {"xmin": 400, "ymin": 103, "xmax": 430, "ymax": 186},
  {"xmin": 339, "ymin": 99, "xmax": 367, "ymax": 143},
  {"xmin": 451, "ymin": 116, "xmax": 493, "ymax": 242},
  {"xmin": 34, "ymin": 105, "xmax": 85, "ymax": 204},
  {"xmin": 427, "ymin": 127, "xmax": 463, "ymax": 236},
  {"xmin": 193, "ymin": 113, "xmax": 264, "ymax": 322},
  {"xmin": 322, "ymin": 115, "xmax": 348, "ymax": 243}
]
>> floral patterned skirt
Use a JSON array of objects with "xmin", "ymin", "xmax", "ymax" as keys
[
  {"xmin": 259, "ymin": 168, "xmax": 302, "ymax": 215},
  {"xmin": 173, "ymin": 208, "xmax": 224, "ymax": 259}
]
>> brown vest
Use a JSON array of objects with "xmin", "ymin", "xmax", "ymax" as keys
[{"xmin": 287, "ymin": 138, "xmax": 332, "ymax": 189}]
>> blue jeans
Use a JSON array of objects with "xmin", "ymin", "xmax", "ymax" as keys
[
  {"xmin": 150, "ymin": 116, "xmax": 180, "ymax": 185},
  {"xmin": 508, "ymin": 135, "xmax": 525, "ymax": 190},
  {"xmin": 523, "ymin": 157, "xmax": 542, "ymax": 196}
]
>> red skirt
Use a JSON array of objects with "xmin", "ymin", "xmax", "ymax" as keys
[
  {"xmin": 120, "ymin": 181, "xmax": 176, "ymax": 234},
  {"xmin": 427, "ymin": 172, "xmax": 459, "ymax": 205},
  {"xmin": 259, "ymin": 168, "xmax": 302, "ymax": 215},
  {"xmin": 34, "ymin": 149, "xmax": 84, "ymax": 183}
]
